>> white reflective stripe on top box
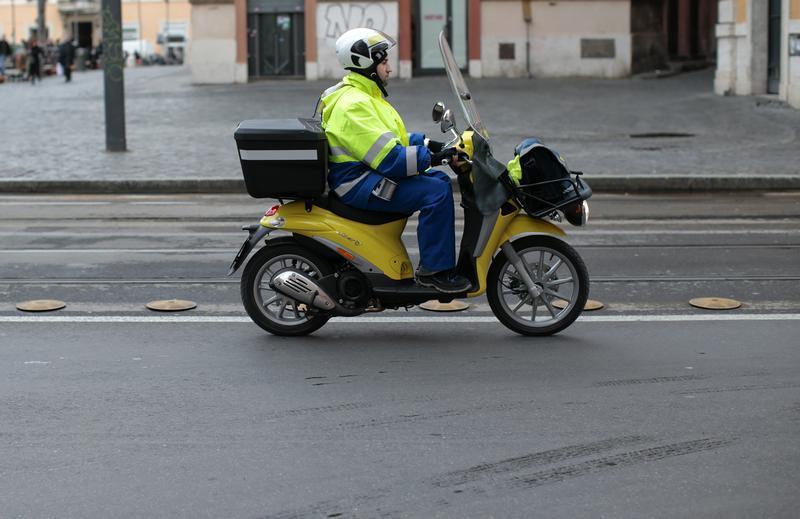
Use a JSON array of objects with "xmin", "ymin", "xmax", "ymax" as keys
[{"xmin": 239, "ymin": 150, "xmax": 318, "ymax": 161}]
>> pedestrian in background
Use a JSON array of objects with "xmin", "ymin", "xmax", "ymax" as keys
[
  {"xmin": 27, "ymin": 39, "xmax": 44, "ymax": 85},
  {"xmin": 58, "ymin": 37, "xmax": 75, "ymax": 83},
  {"xmin": 0, "ymin": 35, "xmax": 11, "ymax": 78}
]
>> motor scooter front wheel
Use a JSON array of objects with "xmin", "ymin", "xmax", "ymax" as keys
[
  {"xmin": 487, "ymin": 236, "xmax": 589, "ymax": 336},
  {"xmin": 241, "ymin": 243, "xmax": 333, "ymax": 336}
]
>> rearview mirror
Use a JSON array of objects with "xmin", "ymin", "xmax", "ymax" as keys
[
  {"xmin": 440, "ymin": 109, "xmax": 455, "ymax": 133},
  {"xmin": 432, "ymin": 102, "xmax": 445, "ymax": 123}
]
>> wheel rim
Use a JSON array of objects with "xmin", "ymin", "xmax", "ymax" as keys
[
  {"xmin": 496, "ymin": 245, "xmax": 580, "ymax": 328},
  {"xmin": 253, "ymin": 254, "xmax": 322, "ymax": 327}
]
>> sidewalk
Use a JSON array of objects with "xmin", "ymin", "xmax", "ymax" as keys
[{"xmin": 1, "ymin": 66, "xmax": 798, "ymax": 193}]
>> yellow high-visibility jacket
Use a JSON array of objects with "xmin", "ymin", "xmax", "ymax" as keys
[{"xmin": 319, "ymin": 72, "xmax": 431, "ymax": 205}]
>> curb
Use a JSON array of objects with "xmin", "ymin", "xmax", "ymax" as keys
[{"xmin": 0, "ymin": 175, "xmax": 798, "ymax": 195}]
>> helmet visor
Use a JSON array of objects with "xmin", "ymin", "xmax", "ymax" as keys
[{"xmin": 368, "ymin": 31, "xmax": 397, "ymax": 63}]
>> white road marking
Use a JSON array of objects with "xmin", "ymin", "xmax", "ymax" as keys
[
  {"xmin": 128, "ymin": 202, "xmax": 198, "ymax": 205},
  {"xmin": 1, "ymin": 314, "xmax": 799, "ymax": 324},
  {"xmin": 0, "ymin": 202, "xmax": 112, "ymax": 206},
  {"xmin": 0, "ymin": 249, "xmax": 233, "ymax": 254},
  {"xmin": 0, "ymin": 232, "xmax": 238, "ymax": 237}
]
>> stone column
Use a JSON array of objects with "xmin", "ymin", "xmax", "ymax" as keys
[
  {"xmin": 784, "ymin": 0, "xmax": 800, "ymax": 107},
  {"xmin": 715, "ymin": 0, "xmax": 772, "ymax": 96},
  {"xmin": 189, "ymin": 0, "xmax": 247, "ymax": 83}
]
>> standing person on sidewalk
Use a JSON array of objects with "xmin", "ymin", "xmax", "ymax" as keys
[
  {"xmin": 27, "ymin": 39, "xmax": 44, "ymax": 85},
  {"xmin": 58, "ymin": 37, "xmax": 75, "ymax": 83},
  {"xmin": 0, "ymin": 35, "xmax": 11, "ymax": 78}
]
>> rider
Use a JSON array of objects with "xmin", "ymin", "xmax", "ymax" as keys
[{"xmin": 318, "ymin": 28, "xmax": 470, "ymax": 294}]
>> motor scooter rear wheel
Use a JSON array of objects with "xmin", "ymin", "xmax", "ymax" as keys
[
  {"xmin": 487, "ymin": 236, "xmax": 589, "ymax": 336},
  {"xmin": 241, "ymin": 243, "xmax": 333, "ymax": 336}
]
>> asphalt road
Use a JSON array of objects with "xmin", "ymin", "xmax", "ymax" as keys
[{"xmin": 1, "ymin": 192, "xmax": 799, "ymax": 518}]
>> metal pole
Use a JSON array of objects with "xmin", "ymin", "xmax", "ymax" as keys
[
  {"xmin": 36, "ymin": 0, "xmax": 46, "ymax": 41},
  {"xmin": 165, "ymin": 0, "xmax": 170, "ymax": 59},
  {"xmin": 102, "ymin": 0, "xmax": 127, "ymax": 151},
  {"xmin": 137, "ymin": 0, "xmax": 143, "ymax": 57},
  {"xmin": 11, "ymin": 0, "xmax": 16, "ymax": 44}
]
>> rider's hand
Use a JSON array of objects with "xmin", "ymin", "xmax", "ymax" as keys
[
  {"xmin": 430, "ymin": 147, "xmax": 458, "ymax": 167},
  {"xmin": 425, "ymin": 139, "xmax": 445, "ymax": 153},
  {"xmin": 451, "ymin": 152, "xmax": 472, "ymax": 176}
]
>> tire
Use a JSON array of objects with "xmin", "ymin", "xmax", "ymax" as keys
[
  {"xmin": 240, "ymin": 243, "xmax": 333, "ymax": 336},
  {"xmin": 487, "ymin": 236, "xmax": 589, "ymax": 336}
]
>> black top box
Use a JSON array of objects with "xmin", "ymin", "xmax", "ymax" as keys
[{"xmin": 234, "ymin": 118, "xmax": 328, "ymax": 199}]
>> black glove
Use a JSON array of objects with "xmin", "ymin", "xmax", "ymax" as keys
[
  {"xmin": 430, "ymin": 147, "xmax": 458, "ymax": 167},
  {"xmin": 451, "ymin": 152, "xmax": 473, "ymax": 176},
  {"xmin": 426, "ymin": 139, "xmax": 445, "ymax": 153}
]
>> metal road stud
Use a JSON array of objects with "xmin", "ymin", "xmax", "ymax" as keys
[
  {"xmin": 145, "ymin": 299, "xmax": 198, "ymax": 312},
  {"xmin": 688, "ymin": 297, "xmax": 742, "ymax": 310},
  {"xmin": 418, "ymin": 300, "xmax": 470, "ymax": 312},
  {"xmin": 16, "ymin": 300, "xmax": 67, "ymax": 312},
  {"xmin": 551, "ymin": 299, "xmax": 604, "ymax": 311}
]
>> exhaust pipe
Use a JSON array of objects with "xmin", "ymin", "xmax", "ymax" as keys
[{"xmin": 271, "ymin": 270, "xmax": 336, "ymax": 311}]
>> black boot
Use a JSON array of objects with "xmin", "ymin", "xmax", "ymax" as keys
[{"xmin": 416, "ymin": 269, "xmax": 471, "ymax": 294}]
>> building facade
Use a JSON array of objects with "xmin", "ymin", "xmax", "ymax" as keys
[
  {"xmin": 715, "ymin": 0, "xmax": 800, "ymax": 107},
  {"xmin": 0, "ymin": 0, "xmax": 190, "ymax": 60},
  {"xmin": 188, "ymin": 0, "xmax": 717, "ymax": 83}
]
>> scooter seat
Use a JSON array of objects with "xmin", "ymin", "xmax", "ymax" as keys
[{"xmin": 314, "ymin": 194, "xmax": 410, "ymax": 225}]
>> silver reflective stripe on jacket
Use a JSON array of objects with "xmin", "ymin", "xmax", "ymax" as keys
[
  {"xmin": 322, "ymin": 82, "xmax": 345, "ymax": 97},
  {"xmin": 329, "ymin": 146, "xmax": 353, "ymax": 158},
  {"xmin": 313, "ymin": 82, "xmax": 346, "ymax": 117},
  {"xmin": 405, "ymin": 146, "xmax": 417, "ymax": 176},
  {"xmin": 363, "ymin": 132, "xmax": 397, "ymax": 166},
  {"xmin": 333, "ymin": 171, "xmax": 371, "ymax": 197}
]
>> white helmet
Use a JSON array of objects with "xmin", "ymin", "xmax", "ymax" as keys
[{"xmin": 335, "ymin": 28, "xmax": 396, "ymax": 73}]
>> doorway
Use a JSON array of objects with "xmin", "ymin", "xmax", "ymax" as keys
[
  {"xmin": 71, "ymin": 21, "xmax": 93, "ymax": 49},
  {"xmin": 247, "ymin": 12, "xmax": 305, "ymax": 78},
  {"xmin": 414, "ymin": 0, "xmax": 468, "ymax": 75}
]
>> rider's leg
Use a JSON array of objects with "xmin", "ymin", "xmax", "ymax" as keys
[{"xmin": 359, "ymin": 174, "xmax": 456, "ymax": 272}]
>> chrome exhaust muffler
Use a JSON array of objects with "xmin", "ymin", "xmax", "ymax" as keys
[{"xmin": 271, "ymin": 270, "xmax": 336, "ymax": 311}]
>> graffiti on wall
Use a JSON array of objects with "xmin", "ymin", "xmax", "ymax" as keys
[
  {"xmin": 322, "ymin": 3, "xmax": 388, "ymax": 41},
  {"xmin": 315, "ymin": 2, "xmax": 398, "ymax": 78}
]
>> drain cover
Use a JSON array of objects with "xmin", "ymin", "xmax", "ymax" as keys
[
  {"xmin": 689, "ymin": 297, "xmax": 742, "ymax": 310},
  {"xmin": 146, "ymin": 299, "xmax": 197, "ymax": 312},
  {"xmin": 551, "ymin": 299, "xmax": 604, "ymax": 311},
  {"xmin": 418, "ymin": 300, "xmax": 470, "ymax": 312},
  {"xmin": 16, "ymin": 299, "xmax": 66, "ymax": 312},
  {"xmin": 629, "ymin": 132, "xmax": 695, "ymax": 138}
]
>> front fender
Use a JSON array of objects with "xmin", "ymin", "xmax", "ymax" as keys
[
  {"xmin": 500, "ymin": 214, "xmax": 566, "ymax": 243},
  {"xmin": 470, "ymin": 213, "xmax": 566, "ymax": 297}
]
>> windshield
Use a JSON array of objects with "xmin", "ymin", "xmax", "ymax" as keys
[{"xmin": 438, "ymin": 31, "xmax": 489, "ymax": 141}]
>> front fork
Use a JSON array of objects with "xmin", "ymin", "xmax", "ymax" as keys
[{"xmin": 500, "ymin": 241, "xmax": 543, "ymax": 300}]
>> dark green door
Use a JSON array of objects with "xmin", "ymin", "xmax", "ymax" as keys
[{"xmin": 248, "ymin": 12, "xmax": 305, "ymax": 78}]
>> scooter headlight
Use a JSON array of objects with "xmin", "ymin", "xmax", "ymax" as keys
[{"xmin": 563, "ymin": 200, "xmax": 589, "ymax": 226}]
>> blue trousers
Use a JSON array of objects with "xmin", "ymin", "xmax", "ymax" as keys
[{"xmin": 349, "ymin": 169, "xmax": 455, "ymax": 273}]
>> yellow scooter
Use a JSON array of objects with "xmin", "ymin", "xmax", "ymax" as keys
[{"xmin": 228, "ymin": 33, "xmax": 591, "ymax": 337}]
